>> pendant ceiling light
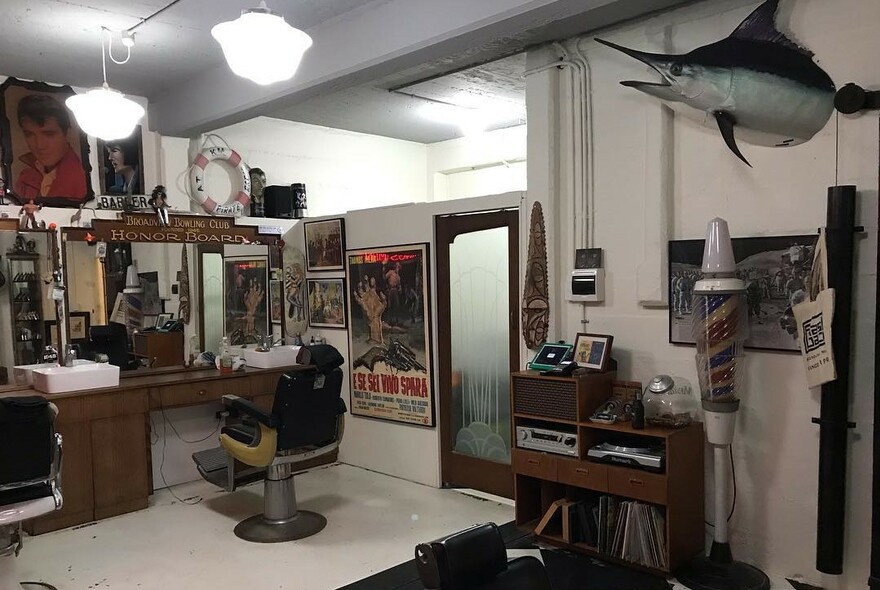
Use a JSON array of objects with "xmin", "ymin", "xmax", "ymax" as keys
[
  {"xmin": 66, "ymin": 28, "xmax": 145, "ymax": 140},
  {"xmin": 212, "ymin": 1, "xmax": 313, "ymax": 86}
]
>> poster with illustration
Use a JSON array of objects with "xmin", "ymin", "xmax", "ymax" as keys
[
  {"xmin": 307, "ymin": 278, "xmax": 347, "ymax": 329},
  {"xmin": 224, "ymin": 257, "xmax": 269, "ymax": 345},
  {"xmin": 97, "ymin": 125, "xmax": 144, "ymax": 196},
  {"xmin": 345, "ymin": 243, "xmax": 434, "ymax": 426},
  {"xmin": 0, "ymin": 78, "xmax": 94, "ymax": 206}
]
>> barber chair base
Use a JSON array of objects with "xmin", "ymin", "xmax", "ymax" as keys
[{"xmin": 234, "ymin": 510, "xmax": 327, "ymax": 543}]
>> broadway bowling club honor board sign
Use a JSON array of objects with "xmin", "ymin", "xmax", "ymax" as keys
[{"xmin": 346, "ymin": 243, "xmax": 434, "ymax": 426}]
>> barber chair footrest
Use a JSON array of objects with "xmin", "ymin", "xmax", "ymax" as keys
[
  {"xmin": 234, "ymin": 510, "xmax": 326, "ymax": 543},
  {"xmin": 192, "ymin": 447, "xmax": 265, "ymax": 491}
]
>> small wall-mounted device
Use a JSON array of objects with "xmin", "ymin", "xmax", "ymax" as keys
[{"xmin": 570, "ymin": 268, "xmax": 605, "ymax": 302}]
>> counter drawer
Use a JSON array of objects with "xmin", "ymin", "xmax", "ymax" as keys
[
  {"xmin": 512, "ymin": 449, "xmax": 557, "ymax": 481},
  {"xmin": 157, "ymin": 382, "xmax": 222, "ymax": 407},
  {"xmin": 557, "ymin": 459, "xmax": 607, "ymax": 491},
  {"xmin": 607, "ymin": 466, "xmax": 667, "ymax": 505}
]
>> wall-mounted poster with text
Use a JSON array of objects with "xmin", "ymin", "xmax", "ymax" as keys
[{"xmin": 346, "ymin": 243, "xmax": 434, "ymax": 427}]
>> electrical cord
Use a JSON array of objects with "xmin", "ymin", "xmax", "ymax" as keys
[
  {"xmin": 152, "ymin": 407, "xmax": 222, "ymax": 505},
  {"xmin": 705, "ymin": 446, "xmax": 737, "ymax": 528}
]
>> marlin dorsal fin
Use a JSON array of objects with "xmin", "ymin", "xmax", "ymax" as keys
[{"xmin": 730, "ymin": 0, "xmax": 812, "ymax": 56}]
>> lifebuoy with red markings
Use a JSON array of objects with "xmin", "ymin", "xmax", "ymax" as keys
[{"xmin": 189, "ymin": 146, "xmax": 251, "ymax": 216}]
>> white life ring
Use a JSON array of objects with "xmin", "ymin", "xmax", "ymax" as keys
[{"xmin": 189, "ymin": 146, "xmax": 251, "ymax": 216}]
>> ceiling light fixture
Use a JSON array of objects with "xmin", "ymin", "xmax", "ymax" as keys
[
  {"xmin": 419, "ymin": 101, "xmax": 521, "ymax": 136},
  {"xmin": 212, "ymin": 1, "xmax": 313, "ymax": 86},
  {"xmin": 65, "ymin": 28, "xmax": 145, "ymax": 141}
]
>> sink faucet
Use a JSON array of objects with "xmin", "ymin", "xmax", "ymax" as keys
[{"xmin": 63, "ymin": 344, "xmax": 77, "ymax": 367}]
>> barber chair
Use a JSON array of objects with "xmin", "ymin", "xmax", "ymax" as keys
[
  {"xmin": 193, "ymin": 344, "xmax": 346, "ymax": 543},
  {"xmin": 0, "ymin": 397, "xmax": 63, "ymax": 586},
  {"xmin": 415, "ymin": 523, "xmax": 550, "ymax": 590}
]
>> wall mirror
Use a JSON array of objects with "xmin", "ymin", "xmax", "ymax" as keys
[
  {"xmin": 0, "ymin": 220, "xmax": 59, "ymax": 385},
  {"xmin": 61, "ymin": 213, "xmax": 282, "ymax": 371}
]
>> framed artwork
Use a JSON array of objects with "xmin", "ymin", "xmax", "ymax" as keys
[
  {"xmin": 307, "ymin": 278, "xmax": 347, "ymax": 329},
  {"xmin": 304, "ymin": 218, "xmax": 345, "ymax": 271},
  {"xmin": 573, "ymin": 332, "xmax": 613, "ymax": 371},
  {"xmin": 346, "ymin": 243, "xmax": 434, "ymax": 427},
  {"xmin": 97, "ymin": 125, "xmax": 144, "ymax": 196},
  {"xmin": 668, "ymin": 234, "xmax": 818, "ymax": 352},
  {"xmin": 224, "ymin": 256, "xmax": 269, "ymax": 345},
  {"xmin": 269, "ymin": 279, "xmax": 282, "ymax": 325},
  {"xmin": 0, "ymin": 78, "xmax": 94, "ymax": 207},
  {"xmin": 45, "ymin": 312, "xmax": 91, "ymax": 348}
]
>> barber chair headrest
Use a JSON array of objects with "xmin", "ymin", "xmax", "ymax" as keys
[
  {"xmin": 304, "ymin": 344, "xmax": 344, "ymax": 373},
  {"xmin": 415, "ymin": 523, "xmax": 508, "ymax": 590}
]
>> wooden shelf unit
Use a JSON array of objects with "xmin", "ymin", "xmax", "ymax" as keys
[{"xmin": 511, "ymin": 370, "xmax": 704, "ymax": 575}]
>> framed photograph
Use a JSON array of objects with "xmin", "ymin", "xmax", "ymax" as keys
[
  {"xmin": 346, "ymin": 243, "xmax": 434, "ymax": 427},
  {"xmin": 668, "ymin": 234, "xmax": 817, "ymax": 352},
  {"xmin": 307, "ymin": 278, "xmax": 347, "ymax": 329},
  {"xmin": 156, "ymin": 313, "xmax": 173, "ymax": 328},
  {"xmin": 0, "ymin": 78, "xmax": 94, "ymax": 207},
  {"xmin": 224, "ymin": 256, "xmax": 269, "ymax": 345},
  {"xmin": 45, "ymin": 312, "xmax": 91, "ymax": 349},
  {"xmin": 573, "ymin": 332, "xmax": 613, "ymax": 371},
  {"xmin": 304, "ymin": 218, "xmax": 345, "ymax": 271},
  {"xmin": 269, "ymin": 280, "xmax": 282, "ymax": 325},
  {"xmin": 97, "ymin": 125, "xmax": 144, "ymax": 196}
]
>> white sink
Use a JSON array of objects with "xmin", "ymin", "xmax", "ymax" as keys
[
  {"xmin": 32, "ymin": 363, "xmax": 120, "ymax": 394},
  {"xmin": 14, "ymin": 360, "xmax": 95, "ymax": 387},
  {"xmin": 243, "ymin": 345, "xmax": 308, "ymax": 369}
]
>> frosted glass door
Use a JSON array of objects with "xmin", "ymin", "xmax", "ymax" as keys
[{"xmin": 449, "ymin": 227, "xmax": 511, "ymax": 464}]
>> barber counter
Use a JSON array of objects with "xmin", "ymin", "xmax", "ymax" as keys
[{"xmin": 0, "ymin": 365, "xmax": 332, "ymax": 535}]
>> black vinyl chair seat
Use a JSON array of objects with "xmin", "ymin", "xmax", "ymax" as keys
[{"xmin": 0, "ymin": 483, "xmax": 54, "ymax": 506}]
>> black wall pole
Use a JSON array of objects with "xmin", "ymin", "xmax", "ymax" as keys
[
  {"xmin": 815, "ymin": 185, "xmax": 857, "ymax": 575},
  {"xmin": 871, "ymin": 121, "xmax": 880, "ymax": 589}
]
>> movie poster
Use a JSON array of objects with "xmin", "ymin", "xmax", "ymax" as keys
[
  {"xmin": 346, "ymin": 243, "xmax": 434, "ymax": 426},
  {"xmin": 224, "ymin": 257, "xmax": 269, "ymax": 345}
]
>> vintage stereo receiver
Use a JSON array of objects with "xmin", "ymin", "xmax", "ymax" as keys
[
  {"xmin": 516, "ymin": 426, "xmax": 578, "ymax": 457},
  {"xmin": 587, "ymin": 442, "xmax": 666, "ymax": 473}
]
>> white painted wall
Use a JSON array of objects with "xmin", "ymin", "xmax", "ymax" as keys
[
  {"xmin": 526, "ymin": 0, "xmax": 877, "ymax": 587},
  {"xmin": 159, "ymin": 117, "xmax": 429, "ymax": 218},
  {"xmin": 285, "ymin": 193, "xmax": 525, "ymax": 486},
  {"xmin": 427, "ymin": 125, "xmax": 527, "ymax": 201}
]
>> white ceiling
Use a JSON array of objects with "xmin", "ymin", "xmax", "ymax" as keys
[
  {"xmin": 0, "ymin": 0, "xmax": 377, "ymax": 97},
  {"xmin": 0, "ymin": 0, "xmax": 694, "ymax": 142}
]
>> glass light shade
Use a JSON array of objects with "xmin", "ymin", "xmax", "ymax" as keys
[
  {"xmin": 65, "ymin": 86, "xmax": 145, "ymax": 141},
  {"xmin": 211, "ymin": 10, "xmax": 313, "ymax": 86}
]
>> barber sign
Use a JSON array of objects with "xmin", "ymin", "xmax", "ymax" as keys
[{"xmin": 97, "ymin": 195, "xmax": 150, "ymax": 210}]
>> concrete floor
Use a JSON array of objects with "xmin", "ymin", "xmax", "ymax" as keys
[{"xmin": 7, "ymin": 463, "xmax": 514, "ymax": 590}]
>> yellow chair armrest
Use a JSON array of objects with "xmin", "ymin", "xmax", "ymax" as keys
[{"xmin": 219, "ymin": 423, "xmax": 278, "ymax": 467}]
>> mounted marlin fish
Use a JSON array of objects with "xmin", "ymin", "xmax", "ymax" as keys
[{"xmin": 597, "ymin": 0, "xmax": 835, "ymax": 166}]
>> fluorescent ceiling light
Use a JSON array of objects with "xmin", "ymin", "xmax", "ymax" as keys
[
  {"xmin": 419, "ymin": 102, "xmax": 521, "ymax": 136},
  {"xmin": 212, "ymin": 2, "xmax": 313, "ymax": 86}
]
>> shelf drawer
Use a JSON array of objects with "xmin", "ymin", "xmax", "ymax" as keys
[
  {"xmin": 158, "ymin": 382, "xmax": 222, "ymax": 407},
  {"xmin": 557, "ymin": 459, "xmax": 607, "ymax": 491},
  {"xmin": 607, "ymin": 466, "xmax": 667, "ymax": 505},
  {"xmin": 513, "ymin": 449, "xmax": 558, "ymax": 480}
]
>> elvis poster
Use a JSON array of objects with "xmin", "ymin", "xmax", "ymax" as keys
[{"xmin": 345, "ymin": 243, "xmax": 434, "ymax": 427}]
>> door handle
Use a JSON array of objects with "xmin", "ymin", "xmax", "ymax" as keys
[
  {"xmin": 629, "ymin": 478, "xmax": 644, "ymax": 486},
  {"xmin": 527, "ymin": 459, "xmax": 540, "ymax": 465},
  {"xmin": 575, "ymin": 468, "xmax": 590, "ymax": 475}
]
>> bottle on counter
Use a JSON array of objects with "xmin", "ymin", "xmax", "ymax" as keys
[
  {"xmin": 632, "ymin": 391, "xmax": 645, "ymax": 430},
  {"xmin": 219, "ymin": 336, "xmax": 233, "ymax": 374}
]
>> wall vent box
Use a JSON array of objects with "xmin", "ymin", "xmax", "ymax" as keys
[{"xmin": 570, "ymin": 269, "xmax": 605, "ymax": 302}]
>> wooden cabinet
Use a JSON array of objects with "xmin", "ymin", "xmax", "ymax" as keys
[
  {"xmin": 28, "ymin": 420, "xmax": 93, "ymax": 535},
  {"xmin": 19, "ymin": 365, "xmax": 303, "ymax": 535},
  {"xmin": 91, "ymin": 414, "xmax": 151, "ymax": 520},
  {"xmin": 133, "ymin": 331, "xmax": 185, "ymax": 368},
  {"xmin": 511, "ymin": 371, "xmax": 704, "ymax": 575}
]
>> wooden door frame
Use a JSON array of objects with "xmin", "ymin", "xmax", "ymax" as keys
[{"xmin": 436, "ymin": 209, "xmax": 519, "ymax": 498}]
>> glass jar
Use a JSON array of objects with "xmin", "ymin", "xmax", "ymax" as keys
[{"xmin": 643, "ymin": 375, "xmax": 698, "ymax": 428}]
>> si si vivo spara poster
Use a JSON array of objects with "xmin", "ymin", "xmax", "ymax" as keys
[{"xmin": 345, "ymin": 243, "xmax": 434, "ymax": 427}]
